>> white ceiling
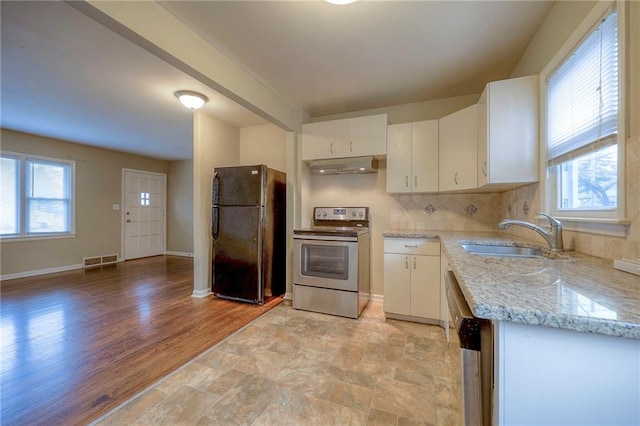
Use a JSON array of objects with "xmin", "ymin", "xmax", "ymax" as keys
[{"xmin": 1, "ymin": 1, "xmax": 554, "ymax": 161}]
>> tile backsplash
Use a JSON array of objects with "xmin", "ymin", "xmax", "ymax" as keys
[{"xmin": 389, "ymin": 192, "xmax": 503, "ymax": 232}]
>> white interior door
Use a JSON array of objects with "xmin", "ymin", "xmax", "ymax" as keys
[{"xmin": 123, "ymin": 169, "xmax": 166, "ymax": 260}]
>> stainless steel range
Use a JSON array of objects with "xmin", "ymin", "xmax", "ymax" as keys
[{"xmin": 293, "ymin": 207, "xmax": 370, "ymax": 319}]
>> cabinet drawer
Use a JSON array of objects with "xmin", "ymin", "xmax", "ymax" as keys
[{"xmin": 384, "ymin": 238, "xmax": 440, "ymax": 256}]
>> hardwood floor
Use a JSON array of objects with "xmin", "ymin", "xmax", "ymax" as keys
[{"xmin": 1, "ymin": 256, "xmax": 283, "ymax": 425}]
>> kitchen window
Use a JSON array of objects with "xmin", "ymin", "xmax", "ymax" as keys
[
  {"xmin": 542, "ymin": 2, "xmax": 626, "ymax": 229},
  {"xmin": 0, "ymin": 152, "xmax": 75, "ymax": 239}
]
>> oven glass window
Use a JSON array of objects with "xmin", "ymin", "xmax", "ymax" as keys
[{"xmin": 301, "ymin": 244, "xmax": 349, "ymax": 280}]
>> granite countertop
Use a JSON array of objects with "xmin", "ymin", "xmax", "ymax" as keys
[{"xmin": 383, "ymin": 230, "xmax": 640, "ymax": 339}]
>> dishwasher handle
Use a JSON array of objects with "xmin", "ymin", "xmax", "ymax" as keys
[{"xmin": 445, "ymin": 270, "xmax": 484, "ymax": 351}]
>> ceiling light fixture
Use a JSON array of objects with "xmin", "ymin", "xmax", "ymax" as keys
[
  {"xmin": 174, "ymin": 90, "xmax": 209, "ymax": 110},
  {"xmin": 326, "ymin": 0, "xmax": 357, "ymax": 5}
]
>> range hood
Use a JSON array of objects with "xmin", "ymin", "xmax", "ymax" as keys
[{"xmin": 308, "ymin": 156, "xmax": 378, "ymax": 175}]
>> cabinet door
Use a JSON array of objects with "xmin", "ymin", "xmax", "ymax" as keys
[
  {"xmin": 347, "ymin": 114, "xmax": 387, "ymax": 157},
  {"xmin": 334, "ymin": 118, "xmax": 350, "ymax": 157},
  {"xmin": 438, "ymin": 104, "xmax": 478, "ymax": 191},
  {"xmin": 383, "ymin": 253, "xmax": 411, "ymax": 315},
  {"xmin": 410, "ymin": 255, "xmax": 440, "ymax": 319},
  {"xmin": 412, "ymin": 120, "xmax": 439, "ymax": 192},
  {"xmin": 484, "ymin": 75, "xmax": 539, "ymax": 186},
  {"xmin": 440, "ymin": 247, "xmax": 451, "ymax": 331},
  {"xmin": 386, "ymin": 123, "xmax": 412, "ymax": 193},
  {"xmin": 477, "ymin": 87, "xmax": 489, "ymax": 187},
  {"xmin": 301, "ymin": 121, "xmax": 335, "ymax": 160}
]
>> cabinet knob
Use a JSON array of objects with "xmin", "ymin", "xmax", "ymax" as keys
[
  {"xmin": 330, "ymin": 143, "xmax": 334, "ymax": 154},
  {"xmin": 413, "ymin": 258, "xmax": 416, "ymax": 269},
  {"xmin": 405, "ymin": 257, "xmax": 409, "ymax": 269},
  {"xmin": 405, "ymin": 176, "xmax": 409, "ymax": 188},
  {"xmin": 414, "ymin": 176, "xmax": 418, "ymax": 187},
  {"xmin": 349, "ymin": 141, "xmax": 353, "ymax": 152},
  {"xmin": 404, "ymin": 244, "xmax": 418, "ymax": 249},
  {"xmin": 454, "ymin": 172, "xmax": 459, "ymax": 185},
  {"xmin": 482, "ymin": 161, "xmax": 487, "ymax": 177}
]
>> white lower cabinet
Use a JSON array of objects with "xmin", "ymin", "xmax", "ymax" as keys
[
  {"xmin": 495, "ymin": 321, "xmax": 640, "ymax": 425},
  {"xmin": 383, "ymin": 238, "xmax": 440, "ymax": 322}
]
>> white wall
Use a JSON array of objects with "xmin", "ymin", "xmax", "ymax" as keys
[
  {"xmin": 239, "ymin": 124, "xmax": 288, "ymax": 172},
  {"xmin": 192, "ymin": 112, "xmax": 240, "ymax": 296},
  {"xmin": 167, "ymin": 159, "xmax": 193, "ymax": 255},
  {"xmin": 314, "ymin": 93, "xmax": 480, "ymax": 125}
]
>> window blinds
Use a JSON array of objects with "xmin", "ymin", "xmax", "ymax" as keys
[{"xmin": 546, "ymin": 8, "xmax": 618, "ymax": 166}]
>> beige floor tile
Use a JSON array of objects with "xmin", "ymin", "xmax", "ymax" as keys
[
  {"xmin": 332, "ymin": 343, "xmax": 366, "ymax": 369},
  {"xmin": 394, "ymin": 367, "xmax": 434, "ymax": 387},
  {"xmin": 326, "ymin": 365, "xmax": 379, "ymax": 389},
  {"xmin": 366, "ymin": 408, "xmax": 398, "ymax": 425},
  {"xmin": 195, "ymin": 349, "xmax": 241, "ymax": 371},
  {"xmin": 201, "ymin": 374, "xmax": 279, "ymax": 425},
  {"xmin": 371, "ymin": 378, "xmax": 437, "ymax": 423},
  {"xmin": 155, "ymin": 362, "xmax": 220, "ymax": 394},
  {"xmin": 204, "ymin": 369, "xmax": 246, "ymax": 396},
  {"xmin": 96, "ymin": 389, "xmax": 168, "ymax": 426},
  {"xmin": 436, "ymin": 405, "xmax": 462, "ymax": 426},
  {"xmin": 275, "ymin": 369, "xmax": 336, "ymax": 400},
  {"xmin": 253, "ymin": 387, "xmax": 345, "ymax": 426},
  {"xmin": 329, "ymin": 380, "xmax": 373, "ymax": 411},
  {"xmin": 101, "ymin": 302, "xmax": 463, "ymax": 425},
  {"xmin": 232, "ymin": 347, "xmax": 293, "ymax": 379},
  {"xmin": 362, "ymin": 342, "xmax": 405, "ymax": 365},
  {"xmin": 137, "ymin": 386, "xmax": 220, "ymax": 425}
]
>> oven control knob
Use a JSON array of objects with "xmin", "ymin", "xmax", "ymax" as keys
[
  {"xmin": 352, "ymin": 211, "xmax": 356, "ymax": 217},
  {"xmin": 322, "ymin": 211, "xmax": 327, "ymax": 217},
  {"xmin": 359, "ymin": 211, "xmax": 364, "ymax": 217}
]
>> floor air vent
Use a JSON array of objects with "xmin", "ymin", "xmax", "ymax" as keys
[{"xmin": 83, "ymin": 254, "xmax": 119, "ymax": 268}]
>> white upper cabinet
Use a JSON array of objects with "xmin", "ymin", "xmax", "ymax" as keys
[
  {"xmin": 478, "ymin": 75, "xmax": 539, "ymax": 190},
  {"xmin": 301, "ymin": 114, "xmax": 387, "ymax": 161},
  {"xmin": 438, "ymin": 104, "xmax": 478, "ymax": 192},
  {"xmin": 387, "ymin": 120, "xmax": 438, "ymax": 193}
]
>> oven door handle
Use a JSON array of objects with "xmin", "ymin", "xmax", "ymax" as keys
[{"xmin": 293, "ymin": 235, "xmax": 358, "ymax": 242}]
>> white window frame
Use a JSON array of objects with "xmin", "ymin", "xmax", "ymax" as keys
[
  {"xmin": 540, "ymin": 0, "xmax": 628, "ymax": 237},
  {"xmin": 0, "ymin": 151, "xmax": 76, "ymax": 241}
]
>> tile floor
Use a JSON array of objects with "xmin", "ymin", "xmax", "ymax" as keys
[{"xmin": 95, "ymin": 301, "xmax": 463, "ymax": 425}]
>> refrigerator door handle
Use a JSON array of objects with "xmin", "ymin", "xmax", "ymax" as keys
[
  {"xmin": 212, "ymin": 171, "xmax": 220, "ymax": 206},
  {"xmin": 212, "ymin": 206, "xmax": 219, "ymax": 240}
]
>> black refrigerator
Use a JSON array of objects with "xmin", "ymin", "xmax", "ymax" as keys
[{"xmin": 211, "ymin": 164, "xmax": 286, "ymax": 304}]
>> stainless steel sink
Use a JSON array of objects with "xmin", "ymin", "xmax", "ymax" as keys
[{"xmin": 461, "ymin": 244, "xmax": 546, "ymax": 258}]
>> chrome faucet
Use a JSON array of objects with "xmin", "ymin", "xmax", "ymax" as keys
[{"xmin": 498, "ymin": 212, "xmax": 564, "ymax": 252}]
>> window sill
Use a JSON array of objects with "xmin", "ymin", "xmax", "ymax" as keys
[
  {"xmin": 1, "ymin": 234, "xmax": 77, "ymax": 243},
  {"xmin": 553, "ymin": 217, "xmax": 629, "ymax": 238}
]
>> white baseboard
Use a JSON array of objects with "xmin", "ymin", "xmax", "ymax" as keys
[
  {"xmin": 1, "ymin": 263, "xmax": 83, "ymax": 281},
  {"xmin": 165, "ymin": 251, "xmax": 194, "ymax": 257},
  {"xmin": 370, "ymin": 293, "xmax": 384, "ymax": 302},
  {"xmin": 191, "ymin": 289, "xmax": 212, "ymax": 298},
  {"xmin": 283, "ymin": 292, "xmax": 293, "ymax": 300}
]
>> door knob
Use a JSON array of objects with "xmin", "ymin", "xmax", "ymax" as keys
[{"xmin": 126, "ymin": 219, "xmax": 131, "ymax": 223}]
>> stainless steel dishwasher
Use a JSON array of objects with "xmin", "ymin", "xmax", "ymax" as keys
[{"xmin": 445, "ymin": 270, "xmax": 493, "ymax": 426}]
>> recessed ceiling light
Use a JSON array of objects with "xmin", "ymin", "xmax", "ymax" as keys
[{"xmin": 174, "ymin": 90, "xmax": 209, "ymax": 110}]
